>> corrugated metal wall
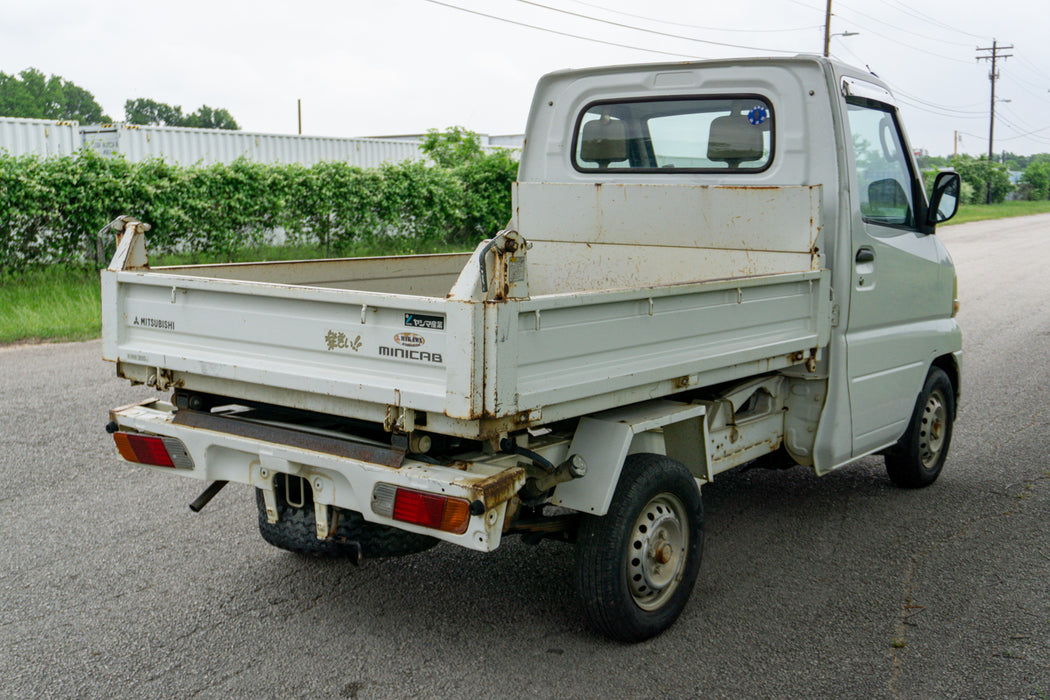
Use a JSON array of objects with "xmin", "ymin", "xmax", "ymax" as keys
[
  {"xmin": 78, "ymin": 124, "xmax": 428, "ymax": 167},
  {"xmin": 0, "ymin": 117, "xmax": 82, "ymax": 157},
  {"xmin": 2, "ymin": 119, "xmax": 521, "ymax": 166}
]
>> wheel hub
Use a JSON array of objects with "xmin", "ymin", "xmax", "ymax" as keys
[
  {"xmin": 919, "ymin": 390, "xmax": 948, "ymax": 470},
  {"xmin": 655, "ymin": 542, "xmax": 673, "ymax": 565},
  {"xmin": 626, "ymin": 493, "xmax": 688, "ymax": 611}
]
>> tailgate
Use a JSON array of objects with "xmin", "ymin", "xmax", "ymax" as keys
[{"xmin": 101, "ymin": 266, "xmax": 481, "ymax": 421}]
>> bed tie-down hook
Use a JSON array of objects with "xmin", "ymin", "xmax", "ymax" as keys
[
  {"xmin": 480, "ymin": 229, "xmax": 530, "ymax": 298},
  {"xmin": 102, "ymin": 215, "xmax": 152, "ymax": 270}
]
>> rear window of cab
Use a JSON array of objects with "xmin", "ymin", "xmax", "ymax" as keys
[{"xmin": 572, "ymin": 96, "xmax": 774, "ymax": 173}]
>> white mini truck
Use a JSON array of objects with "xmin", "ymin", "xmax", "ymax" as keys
[{"xmin": 103, "ymin": 56, "xmax": 962, "ymax": 641}]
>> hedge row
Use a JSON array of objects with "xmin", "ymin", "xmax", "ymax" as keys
[{"xmin": 0, "ymin": 149, "xmax": 518, "ymax": 271}]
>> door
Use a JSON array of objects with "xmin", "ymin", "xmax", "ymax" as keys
[{"xmin": 843, "ymin": 95, "xmax": 950, "ymax": 455}]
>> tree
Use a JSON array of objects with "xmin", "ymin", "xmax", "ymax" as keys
[
  {"xmin": 125, "ymin": 99, "xmax": 239, "ymax": 130},
  {"xmin": 1019, "ymin": 161, "xmax": 1050, "ymax": 201},
  {"xmin": 915, "ymin": 153, "xmax": 949, "ymax": 171},
  {"xmin": 124, "ymin": 98, "xmax": 184, "ymax": 127},
  {"xmin": 0, "ymin": 68, "xmax": 109, "ymax": 122},
  {"xmin": 182, "ymin": 105, "xmax": 239, "ymax": 130},
  {"xmin": 420, "ymin": 126, "xmax": 484, "ymax": 168},
  {"xmin": 949, "ymin": 154, "xmax": 1012, "ymax": 204}
]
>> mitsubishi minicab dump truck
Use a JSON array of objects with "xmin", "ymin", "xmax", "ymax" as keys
[{"xmin": 102, "ymin": 55, "xmax": 962, "ymax": 641}]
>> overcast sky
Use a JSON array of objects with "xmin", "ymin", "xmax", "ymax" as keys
[{"xmin": 2, "ymin": 0, "xmax": 1047, "ymax": 156}]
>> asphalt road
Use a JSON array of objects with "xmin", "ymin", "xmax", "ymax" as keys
[{"xmin": 1, "ymin": 215, "xmax": 1048, "ymax": 699}]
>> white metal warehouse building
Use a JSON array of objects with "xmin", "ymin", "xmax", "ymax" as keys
[{"xmin": 0, "ymin": 116, "xmax": 521, "ymax": 167}]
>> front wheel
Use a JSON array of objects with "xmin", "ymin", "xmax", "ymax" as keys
[
  {"xmin": 574, "ymin": 454, "xmax": 703, "ymax": 642},
  {"xmin": 884, "ymin": 367, "xmax": 956, "ymax": 488}
]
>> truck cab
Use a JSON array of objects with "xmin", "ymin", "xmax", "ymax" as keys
[{"xmin": 515, "ymin": 55, "xmax": 961, "ymax": 472}]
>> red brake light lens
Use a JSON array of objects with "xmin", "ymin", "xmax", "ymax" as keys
[
  {"xmin": 393, "ymin": 489, "xmax": 445, "ymax": 528},
  {"xmin": 381, "ymin": 487, "xmax": 471, "ymax": 534},
  {"xmin": 112, "ymin": 432, "xmax": 193, "ymax": 469}
]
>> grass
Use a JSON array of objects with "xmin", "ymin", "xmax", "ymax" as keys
[
  {"xmin": 3, "ymin": 198, "xmax": 1049, "ymax": 345},
  {"xmin": 945, "ymin": 200, "xmax": 1050, "ymax": 226},
  {"xmin": 0, "ymin": 267, "xmax": 103, "ymax": 344},
  {"xmin": 0, "ymin": 238, "xmax": 469, "ymax": 345}
]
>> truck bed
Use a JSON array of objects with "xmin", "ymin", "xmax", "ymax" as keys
[{"xmin": 101, "ymin": 184, "xmax": 832, "ymax": 440}]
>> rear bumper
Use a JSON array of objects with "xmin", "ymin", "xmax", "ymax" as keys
[{"xmin": 109, "ymin": 400, "xmax": 525, "ymax": 552}]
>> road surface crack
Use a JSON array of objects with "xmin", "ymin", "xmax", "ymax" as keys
[{"xmin": 888, "ymin": 470, "xmax": 1049, "ymax": 697}]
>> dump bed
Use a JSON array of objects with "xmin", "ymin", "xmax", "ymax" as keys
[{"xmin": 102, "ymin": 184, "xmax": 831, "ymax": 441}]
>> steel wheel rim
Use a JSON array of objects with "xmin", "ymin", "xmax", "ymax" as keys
[
  {"xmin": 919, "ymin": 389, "xmax": 948, "ymax": 470},
  {"xmin": 626, "ymin": 493, "xmax": 689, "ymax": 611}
]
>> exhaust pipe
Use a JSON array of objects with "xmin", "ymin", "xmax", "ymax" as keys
[{"xmin": 189, "ymin": 480, "xmax": 229, "ymax": 512}]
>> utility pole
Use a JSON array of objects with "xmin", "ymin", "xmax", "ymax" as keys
[
  {"xmin": 954, "ymin": 130, "xmax": 959, "ymax": 157},
  {"xmin": 297, "ymin": 99, "xmax": 302, "ymax": 135},
  {"xmin": 976, "ymin": 39, "xmax": 1013, "ymax": 203},
  {"xmin": 823, "ymin": 0, "xmax": 833, "ymax": 58}
]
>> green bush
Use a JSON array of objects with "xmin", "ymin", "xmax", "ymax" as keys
[
  {"xmin": 949, "ymin": 155, "xmax": 1012, "ymax": 204},
  {"xmin": 0, "ymin": 148, "xmax": 519, "ymax": 272},
  {"xmin": 1018, "ymin": 161, "xmax": 1050, "ymax": 201},
  {"xmin": 453, "ymin": 150, "xmax": 518, "ymax": 244}
]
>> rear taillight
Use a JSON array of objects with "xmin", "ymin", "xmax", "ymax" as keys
[
  {"xmin": 372, "ymin": 484, "xmax": 471, "ymax": 534},
  {"xmin": 113, "ymin": 432, "xmax": 194, "ymax": 469}
]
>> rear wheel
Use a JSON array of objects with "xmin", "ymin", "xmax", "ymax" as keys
[
  {"xmin": 256, "ymin": 474, "xmax": 438, "ymax": 558},
  {"xmin": 884, "ymin": 367, "xmax": 955, "ymax": 488},
  {"xmin": 574, "ymin": 454, "xmax": 703, "ymax": 642}
]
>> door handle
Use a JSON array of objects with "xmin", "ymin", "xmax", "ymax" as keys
[{"xmin": 855, "ymin": 248, "xmax": 875, "ymax": 264}]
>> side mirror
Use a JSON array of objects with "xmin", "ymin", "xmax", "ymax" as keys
[{"xmin": 926, "ymin": 171, "xmax": 961, "ymax": 227}]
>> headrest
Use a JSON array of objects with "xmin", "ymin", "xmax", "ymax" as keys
[
  {"xmin": 707, "ymin": 114, "xmax": 764, "ymax": 163},
  {"xmin": 579, "ymin": 117, "xmax": 628, "ymax": 164}
]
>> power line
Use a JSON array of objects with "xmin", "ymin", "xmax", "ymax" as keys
[
  {"xmin": 844, "ymin": 21, "xmax": 971, "ymax": 64},
  {"xmin": 890, "ymin": 86, "xmax": 985, "ymax": 114},
  {"xmin": 831, "ymin": 38, "xmax": 867, "ymax": 67},
  {"xmin": 1001, "ymin": 78, "xmax": 1050, "ymax": 106},
  {"xmin": 834, "ymin": 0, "xmax": 973, "ymax": 47},
  {"xmin": 419, "ymin": 0, "xmax": 701, "ymax": 59},
  {"xmin": 562, "ymin": 0, "xmax": 822, "ymax": 34},
  {"xmin": 996, "ymin": 124, "xmax": 1050, "ymax": 143},
  {"xmin": 877, "ymin": 0, "xmax": 986, "ymax": 40},
  {"xmin": 784, "ymin": 0, "xmax": 826, "ymax": 14},
  {"xmin": 894, "ymin": 94, "xmax": 986, "ymax": 120},
  {"xmin": 995, "ymin": 106, "xmax": 1050, "ymax": 144},
  {"xmin": 1014, "ymin": 54, "xmax": 1047, "ymax": 78},
  {"xmin": 797, "ymin": 0, "xmax": 975, "ymax": 64},
  {"xmin": 1002, "ymin": 65, "xmax": 1050, "ymax": 95},
  {"xmin": 507, "ymin": 0, "xmax": 796, "ymax": 53},
  {"xmin": 996, "ymin": 123, "xmax": 1050, "ymax": 146}
]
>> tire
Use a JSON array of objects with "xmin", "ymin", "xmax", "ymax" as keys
[
  {"xmin": 256, "ymin": 474, "xmax": 438, "ymax": 558},
  {"xmin": 884, "ymin": 367, "xmax": 955, "ymax": 488},
  {"xmin": 574, "ymin": 454, "xmax": 704, "ymax": 642}
]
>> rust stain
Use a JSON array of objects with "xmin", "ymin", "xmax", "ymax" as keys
[
  {"xmin": 109, "ymin": 398, "xmax": 160, "ymax": 423},
  {"xmin": 456, "ymin": 466, "xmax": 526, "ymax": 507},
  {"xmin": 502, "ymin": 497, "xmax": 521, "ymax": 533}
]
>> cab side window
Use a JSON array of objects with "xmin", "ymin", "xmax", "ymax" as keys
[{"xmin": 846, "ymin": 101, "xmax": 916, "ymax": 228}]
